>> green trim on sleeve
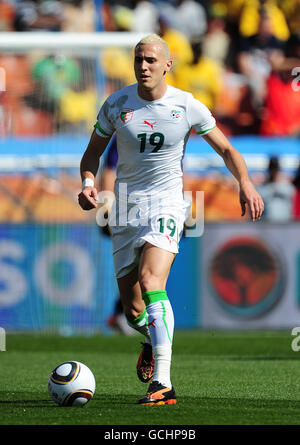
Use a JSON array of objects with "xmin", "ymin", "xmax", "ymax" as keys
[
  {"xmin": 94, "ymin": 121, "xmax": 111, "ymax": 137},
  {"xmin": 196, "ymin": 123, "xmax": 216, "ymax": 135}
]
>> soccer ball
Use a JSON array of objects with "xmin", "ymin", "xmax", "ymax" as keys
[{"xmin": 48, "ymin": 361, "xmax": 96, "ymax": 406}]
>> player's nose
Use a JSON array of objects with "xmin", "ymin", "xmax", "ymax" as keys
[{"xmin": 140, "ymin": 59, "xmax": 148, "ymax": 71}]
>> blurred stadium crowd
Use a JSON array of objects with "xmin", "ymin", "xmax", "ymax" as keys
[
  {"xmin": 102, "ymin": 0, "xmax": 300, "ymax": 138},
  {"xmin": 0, "ymin": 0, "xmax": 299, "ymax": 137},
  {"xmin": 0, "ymin": 0, "xmax": 299, "ymax": 224}
]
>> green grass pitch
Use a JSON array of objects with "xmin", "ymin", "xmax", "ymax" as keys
[{"xmin": 0, "ymin": 330, "xmax": 300, "ymax": 425}]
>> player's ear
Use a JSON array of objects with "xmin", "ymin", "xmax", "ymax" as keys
[{"xmin": 165, "ymin": 59, "xmax": 172, "ymax": 73}]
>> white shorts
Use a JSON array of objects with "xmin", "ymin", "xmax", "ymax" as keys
[{"xmin": 109, "ymin": 191, "xmax": 190, "ymax": 279}]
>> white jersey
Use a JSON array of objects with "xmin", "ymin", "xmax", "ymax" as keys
[
  {"xmin": 95, "ymin": 83, "xmax": 216, "ymax": 196},
  {"xmin": 95, "ymin": 84, "xmax": 216, "ymax": 278}
]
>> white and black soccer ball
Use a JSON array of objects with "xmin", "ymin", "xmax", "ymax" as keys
[{"xmin": 48, "ymin": 361, "xmax": 96, "ymax": 406}]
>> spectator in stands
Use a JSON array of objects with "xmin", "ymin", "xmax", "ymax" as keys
[
  {"xmin": 279, "ymin": 0, "xmax": 300, "ymax": 38},
  {"xmin": 131, "ymin": 0, "xmax": 158, "ymax": 34},
  {"xmin": 201, "ymin": 14, "xmax": 230, "ymax": 66},
  {"xmin": 62, "ymin": 0, "xmax": 95, "ymax": 32},
  {"xmin": 59, "ymin": 79, "xmax": 97, "ymax": 134},
  {"xmin": 100, "ymin": 5, "xmax": 136, "ymax": 92},
  {"xmin": 27, "ymin": 54, "xmax": 81, "ymax": 115},
  {"xmin": 175, "ymin": 0, "xmax": 207, "ymax": 42},
  {"xmin": 157, "ymin": 13, "xmax": 193, "ymax": 76},
  {"xmin": 101, "ymin": 0, "xmax": 116, "ymax": 31},
  {"xmin": 101, "ymin": 44, "xmax": 136, "ymax": 92},
  {"xmin": 238, "ymin": 0, "xmax": 290, "ymax": 42},
  {"xmin": 258, "ymin": 156, "xmax": 295, "ymax": 222},
  {"xmin": 286, "ymin": 1, "xmax": 300, "ymax": 38},
  {"xmin": 14, "ymin": 0, "xmax": 63, "ymax": 32},
  {"xmin": 260, "ymin": 53, "xmax": 300, "ymax": 136},
  {"xmin": 292, "ymin": 163, "xmax": 300, "ymax": 220},
  {"xmin": 237, "ymin": 9, "xmax": 285, "ymax": 109},
  {"xmin": 173, "ymin": 40, "xmax": 223, "ymax": 111},
  {"xmin": 0, "ymin": 0, "xmax": 16, "ymax": 31}
]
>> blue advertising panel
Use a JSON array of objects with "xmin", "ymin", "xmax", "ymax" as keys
[
  {"xmin": 0, "ymin": 224, "xmax": 199, "ymax": 333},
  {"xmin": 167, "ymin": 236, "xmax": 201, "ymax": 328},
  {"xmin": 0, "ymin": 224, "xmax": 117, "ymax": 333}
]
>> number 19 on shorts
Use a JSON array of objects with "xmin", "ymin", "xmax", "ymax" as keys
[{"xmin": 158, "ymin": 217, "xmax": 178, "ymax": 241}]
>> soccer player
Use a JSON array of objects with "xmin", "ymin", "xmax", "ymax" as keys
[{"xmin": 78, "ymin": 34, "xmax": 264, "ymax": 405}]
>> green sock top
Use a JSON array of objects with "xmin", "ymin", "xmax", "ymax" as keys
[{"xmin": 142, "ymin": 290, "xmax": 168, "ymax": 306}]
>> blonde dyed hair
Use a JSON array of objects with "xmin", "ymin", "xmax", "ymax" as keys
[{"xmin": 135, "ymin": 34, "xmax": 171, "ymax": 60}]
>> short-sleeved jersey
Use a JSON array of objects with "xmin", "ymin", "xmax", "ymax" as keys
[{"xmin": 95, "ymin": 83, "xmax": 216, "ymax": 195}]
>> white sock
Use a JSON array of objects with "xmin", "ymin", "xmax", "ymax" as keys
[
  {"xmin": 126, "ymin": 309, "xmax": 151, "ymax": 343},
  {"xmin": 146, "ymin": 299, "xmax": 174, "ymax": 345},
  {"xmin": 152, "ymin": 344, "xmax": 172, "ymax": 388},
  {"xmin": 143, "ymin": 293, "xmax": 174, "ymax": 388}
]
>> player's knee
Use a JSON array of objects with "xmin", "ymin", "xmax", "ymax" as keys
[{"xmin": 139, "ymin": 270, "xmax": 162, "ymax": 293}]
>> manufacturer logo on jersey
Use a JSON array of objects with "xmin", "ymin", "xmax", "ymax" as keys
[
  {"xmin": 120, "ymin": 108, "xmax": 134, "ymax": 123},
  {"xmin": 170, "ymin": 109, "xmax": 182, "ymax": 121},
  {"xmin": 144, "ymin": 120, "xmax": 157, "ymax": 130}
]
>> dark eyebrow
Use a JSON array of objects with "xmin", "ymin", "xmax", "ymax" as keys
[{"xmin": 134, "ymin": 56, "xmax": 157, "ymax": 63}]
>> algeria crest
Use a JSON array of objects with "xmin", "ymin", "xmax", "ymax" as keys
[
  {"xmin": 170, "ymin": 109, "xmax": 182, "ymax": 121},
  {"xmin": 120, "ymin": 108, "xmax": 134, "ymax": 124}
]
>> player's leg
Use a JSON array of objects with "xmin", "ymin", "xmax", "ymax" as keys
[
  {"xmin": 117, "ymin": 266, "xmax": 150, "ymax": 339},
  {"xmin": 137, "ymin": 242, "xmax": 177, "ymax": 405},
  {"xmin": 117, "ymin": 266, "xmax": 154, "ymax": 383}
]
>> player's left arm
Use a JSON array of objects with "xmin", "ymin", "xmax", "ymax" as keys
[{"xmin": 203, "ymin": 126, "xmax": 264, "ymax": 221}]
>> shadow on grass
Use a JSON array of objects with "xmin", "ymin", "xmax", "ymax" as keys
[
  {"xmin": 0, "ymin": 394, "xmax": 55, "ymax": 408},
  {"xmin": 79, "ymin": 394, "xmax": 300, "ymax": 411},
  {"xmin": 0, "ymin": 392, "xmax": 139, "ymax": 408},
  {"xmin": 1, "ymin": 392, "xmax": 300, "ymax": 412}
]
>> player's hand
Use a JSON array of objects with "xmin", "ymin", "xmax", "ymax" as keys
[
  {"xmin": 239, "ymin": 180, "xmax": 264, "ymax": 221},
  {"xmin": 78, "ymin": 186, "xmax": 98, "ymax": 210}
]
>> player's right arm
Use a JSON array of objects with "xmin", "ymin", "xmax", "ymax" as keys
[{"xmin": 78, "ymin": 130, "xmax": 112, "ymax": 210}]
